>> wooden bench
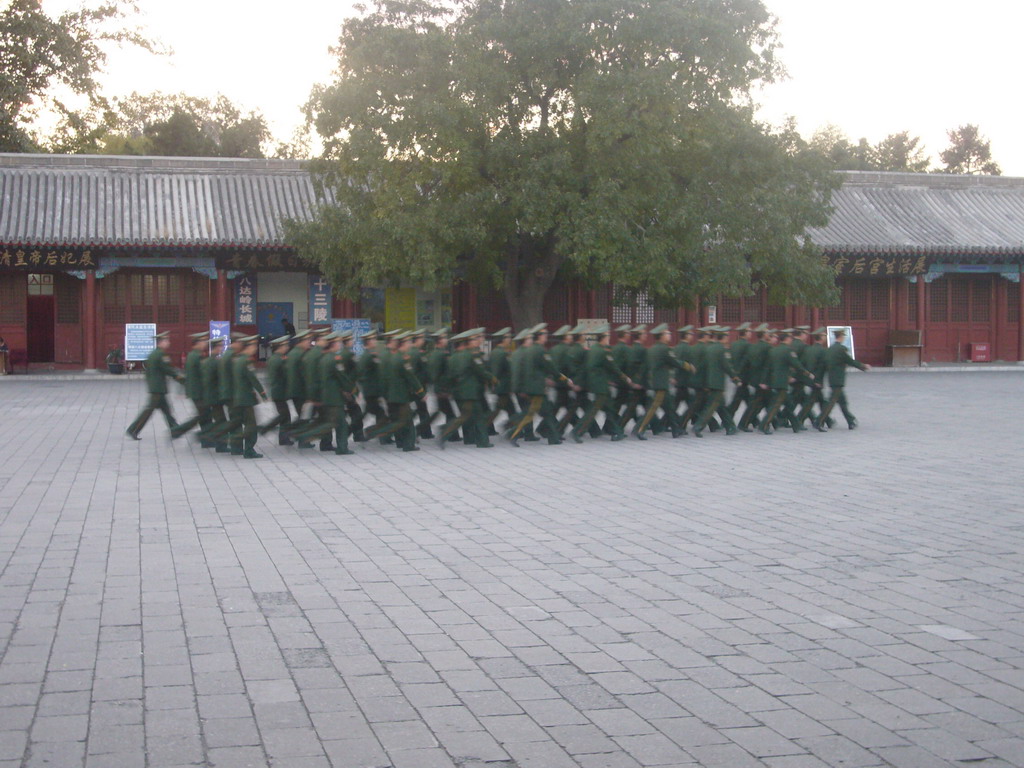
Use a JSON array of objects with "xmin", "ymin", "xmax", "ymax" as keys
[{"xmin": 887, "ymin": 330, "xmax": 922, "ymax": 367}]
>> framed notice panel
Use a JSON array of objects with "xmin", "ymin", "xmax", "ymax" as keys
[
  {"xmin": 125, "ymin": 323, "xmax": 156, "ymax": 361},
  {"xmin": 827, "ymin": 325, "xmax": 855, "ymax": 358}
]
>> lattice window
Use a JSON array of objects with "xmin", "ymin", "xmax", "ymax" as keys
[
  {"xmin": 846, "ymin": 279, "xmax": 868, "ymax": 321},
  {"xmin": 765, "ymin": 304, "xmax": 785, "ymax": 322},
  {"xmin": 55, "ymin": 275, "xmax": 80, "ymax": 324},
  {"xmin": 929, "ymin": 278, "xmax": 948, "ymax": 323},
  {"xmin": 27, "ymin": 273, "xmax": 54, "ymax": 296},
  {"xmin": 0, "ymin": 274, "xmax": 26, "ymax": 324},
  {"xmin": 971, "ymin": 279, "xmax": 990, "ymax": 322},
  {"xmin": 950, "ymin": 277, "xmax": 969, "ymax": 322},
  {"xmin": 719, "ymin": 296, "xmax": 741, "ymax": 323},
  {"xmin": 1008, "ymin": 283, "xmax": 1020, "ymax": 324},
  {"xmin": 742, "ymin": 297, "xmax": 762, "ymax": 323},
  {"xmin": 609, "ymin": 285, "xmax": 654, "ymax": 324},
  {"xmin": 869, "ymin": 281, "xmax": 890, "ymax": 321},
  {"xmin": 184, "ymin": 272, "xmax": 210, "ymax": 323},
  {"xmin": 908, "ymin": 281, "xmax": 918, "ymax": 322},
  {"xmin": 102, "ymin": 273, "xmax": 127, "ymax": 324}
]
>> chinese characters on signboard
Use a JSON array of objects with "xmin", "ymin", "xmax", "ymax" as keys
[
  {"xmin": 235, "ymin": 274, "xmax": 256, "ymax": 325},
  {"xmin": 824, "ymin": 254, "xmax": 928, "ymax": 277},
  {"xmin": 0, "ymin": 249, "xmax": 96, "ymax": 269},
  {"xmin": 215, "ymin": 252, "xmax": 311, "ymax": 271},
  {"xmin": 124, "ymin": 323, "xmax": 156, "ymax": 361},
  {"xmin": 309, "ymin": 275, "xmax": 332, "ymax": 324},
  {"xmin": 209, "ymin": 321, "xmax": 230, "ymax": 357}
]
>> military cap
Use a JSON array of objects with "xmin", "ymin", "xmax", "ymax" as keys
[
  {"xmin": 432, "ymin": 326, "xmax": 451, "ymax": 337},
  {"xmin": 239, "ymin": 334, "xmax": 260, "ymax": 343},
  {"xmin": 736, "ymin": 322, "xmax": 751, "ymax": 331},
  {"xmin": 614, "ymin": 324, "xmax": 633, "ymax": 334},
  {"xmin": 154, "ymin": 331, "xmax": 171, "ymax": 340},
  {"xmin": 632, "ymin": 324, "xmax": 647, "ymax": 334},
  {"xmin": 795, "ymin": 325, "xmax": 811, "ymax": 331},
  {"xmin": 551, "ymin": 325, "xmax": 572, "ymax": 337},
  {"xmin": 360, "ymin": 329, "xmax": 377, "ymax": 340},
  {"xmin": 312, "ymin": 326, "xmax": 332, "ymax": 336},
  {"xmin": 755, "ymin": 323, "xmax": 770, "ymax": 332},
  {"xmin": 381, "ymin": 329, "xmax": 401, "ymax": 338},
  {"xmin": 531, "ymin": 323, "xmax": 548, "ymax": 335},
  {"xmin": 776, "ymin": 329, "xmax": 790, "ymax": 337},
  {"xmin": 593, "ymin": 322, "xmax": 612, "ymax": 335},
  {"xmin": 336, "ymin": 329, "xmax": 353, "ymax": 340},
  {"xmin": 812, "ymin": 327, "xmax": 827, "ymax": 336},
  {"xmin": 210, "ymin": 334, "xmax": 228, "ymax": 345},
  {"xmin": 230, "ymin": 331, "xmax": 247, "ymax": 340},
  {"xmin": 651, "ymin": 323, "xmax": 669, "ymax": 335},
  {"xmin": 189, "ymin": 331, "xmax": 208, "ymax": 341},
  {"xmin": 411, "ymin": 328, "xmax": 427, "ymax": 337},
  {"xmin": 270, "ymin": 334, "xmax": 291, "ymax": 348},
  {"xmin": 291, "ymin": 328, "xmax": 312, "ymax": 341},
  {"xmin": 697, "ymin": 326, "xmax": 713, "ymax": 333},
  {"xmin": 491, "ymin": 327, "xmax": 512, "ymax": 337},
  {"xmin": 512, "ymin": 328, "xmax": 531, "ymax": 341},
  {"xmin": 716, "ymin": 326, "xmax": 731, "ymax": 334},
  {"xmin": 568, "ymin": 324, "xmax": 587, "ymax": 335},
  {"xmin": 677, "ymin": 324, "xmax": 694, "ymax": 333}
]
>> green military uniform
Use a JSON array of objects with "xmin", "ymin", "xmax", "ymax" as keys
[
  {"xmin": 408, "ymin": 330, "xmax": 433, "ymax": 439},
  {"xmin": 549, "ymin": 326, "xmax": 575, "ymax": 431},
  {"xmin": 486, "ymin": 328, "xmax": 523, "ymax": 435},
  {"xmin": 439, "ymin": 330, "xmax": 495, "ymax": 448},
  {"xmin": 170, "ymin": 332, "xmax": 212, "ymax": 444},
  {"xmin": 230, "ymin": 338, "xmax": 267, "ymax": 457},
  {"xmin": 257, "ymin": 335, "xmax": 294, "ymax": 445},
  {"xmin": 200, "ymin": 339, "xmax": 228, "ymax": 450},
  {"xmin": 293, "ymin": 333, "xmax": 356, "ymax": 454},
  {"xmin": 508, "ymin": 325, "xmax": 567, "ymax": 446},
  {"xmin": 426, "ymin": 329, "xmax": 459, "ymax": 438},
  {"xmin": 819, "ymin": 337, "xmax": 869, "ymax": 429},
  {"xmin": 572, "ymin": 326, "xmax": 630, "ymax": 442},
  {"xmin": 297, "ymin": 332, "xmax": 329, "ymax": 448},
  {"xmin": 738, "ymin": 327, "xmax": 773, "ymax": 430},
  {"xmin": 609, "ymin": 328, "xmax": 633, "ymax": 431},
  {"xmin": 367, "ymin": 333, "xmax": 423, "ymax": 451},
  {"xmin": 506, "ymin": 332, "xmax": 537, "ymax": 440},
  {"xmin": 620, "ymin": 326, "xmax": 650, "ymax": 430},
  {"xmin": 633, "ymin": 324, "xmax": 686, "ymax": 438},
  {"xmin": 795, "ymin": 329, "xmax": 833, "ymax": 428},
  {"xmin": 670, "ymin": 327, "xmax": 695, "ymax": 430},
  {"xmin": 726, "ymin": 323, "xmax": 753, "ymax": 416},
  {"xmin": 760, "ymin": 332, "xmax": 812, "ymax": 434},
  {"xmin": 357, "ymin": 335, "xmax": 389, "ymax": 436},
  {"xmin": 692, "ymin": 329, "xmax": 739, "ymax": 436},
  {"xmin": 339, "ymin": 338, "xmax": 365, "ymax": 441},
  {"xmin": 126, "ymin": 333, "xmax": 184, "ymax": 439}
]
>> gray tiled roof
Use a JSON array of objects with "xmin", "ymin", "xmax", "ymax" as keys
[
  {"xmin": 0, "ymin": 154, "xmax": 326, "ymax": 249},
  {"xmin": 811, "ymin": 171, "xmax": 1024, "ymax": 257}
]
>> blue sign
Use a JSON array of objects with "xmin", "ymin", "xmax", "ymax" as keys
[
  {"xmin": 124, "ymin": 323, "xmax": 156, "ymax": 361},
  {"xmin": 309, "ymin": 275, "xmax": 332, "ymax": 325},
  {"xmin": 209, "ymin": 321, "xmax": 230, "ymax": 357},
  {"xmin": 235, "ymin": 273, "xmax": 257, "ymax": 325},
  {"xmin": 332, "ymin": 318, "xmax": 373, "ymax": 355}
]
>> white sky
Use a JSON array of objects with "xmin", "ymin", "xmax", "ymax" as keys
[{"xmin": 47, "ymin": 0, "xmax": 1023, "ymax": 174}]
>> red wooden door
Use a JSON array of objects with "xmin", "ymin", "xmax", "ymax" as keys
[
  {"xmin": 27, "ymin": 294, "xmax": 55, "ymax": 362},
  {"xmin": 925, "ymin": 275, "xmax": 994, "ymax": 362}
]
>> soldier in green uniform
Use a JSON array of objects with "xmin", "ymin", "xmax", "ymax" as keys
[
  {"xmin": 170, "ymin": 331, "xmax": 211, "ymax": 443},
  {"xmin": 425, "ymin": 327, "xmax": 458, "ymax": 439},
  {"xmin": 281, "ymin": 329, "xmax": 312, "ymax": 437},
  {"xmin": 507, "ymin": 324, "xmax": 570, "ymax": 447},
  {"xmin": 296, "ymin": 328, "xmax": 331, "ymax": 448},
  {"xmin": 818, "ymin": 328, "xmax": 871, "ymax": 430},
  {"xmin": 206, "ymin": 331, "xmax": 246, "ymax": 452},
  {"xmin": 439, "ymin": 329, "xmax": 496, "ymax": 449},
  {"xmin": 787, "ymin": 326, "xmax": 811, "ymax": 424},
  {"xmin": 571, "ymin": 324, "xmax": 633, "ymax": 442},
  {"xmin": 367, "ymin": 331, "xmax": 423, "ymax": 451},
  {"xmin": 726, "ymin": 322, "xmax": 753, "ymax": 417},
  {"xmin": 549, "ymin": 326, "xmax": 575, "ymax": 431},
  {"xmin": 486, "ymin": 327, "xmax": 519, "ymax": 434},
  {"xmin": 760, "ymin": 329, "xmax": 814, "ymax": 434},
  {"xmin": 795, "ymin": 327, "xmax": 833, "ymax": 429},
  {"xmin": 670, "ymin": 325, "xmax": 695, "ymax": 432},
  {"xmin": 408, "ymin": 328, "xmax": 434, "ymax": 439},
  {"xmin": 292, "ymin": 332, "xmax": 356, "ymax": 454},
  {"xmin": 620, "ymin": 324, "xmax": 650, "ymax": 431},
  {"xmin": 692, "ymin": 327, "xmax": 741, "ymax": 437},
  {"xmin": 257, "ymin": 335, "xmax": 295, "ymax": 445},
  {"xmin": 126, "ymin": 331, "xmax": 184, "ymax": 439},
  {"xmin": 738, "ymin": 324, "xmax": 773, "ymax": 431},
  {"xmin": 555, "ymin": 325, "xmax": 594, "ymax": 435},
  {"xmin": 609, "ymin": 325, "xmax": 634, "ymax": 431},
  {"xmin": 339, "ymin": 331, "xmax": 365, "ymax": 442},
  {"xmin": 357, "ymin": 331, "xmax": 389, "ymax": 438},
  {"xmin": 200, "ymin": 335, "xmax": 229, "ymax": 451},
  {"xmin": 681, "ymin": 328, "xmax": 715, "ymax": 432},
  {"xmin": 230, "ymin": 335, "xmax": 268, "ymax": 458},
  {"xmin": 507, "ymin": 328, "xmax": 538, "ymax": 441},
  {"xmin": 633, "ymin": 324, "xmax": 692, "ymax": 439}
]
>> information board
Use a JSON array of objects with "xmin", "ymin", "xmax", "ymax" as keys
[
  {"xmin": 332, "ymin": 318, "xmax": 373, "ymax": 355},
  {"xmin": 385, "ymin": 286, "xmax": 417, "ymax": 330},
  {"xmin": 827, "ymin": 325, "xmax": 855, "ymax": 358},
  {"xmin": 124, "ymin": 323, "xmax": 156, "ymax": 361},
  {"xmin": 209, "ymin": 321, "xmax": 230, "ymax": 357}
]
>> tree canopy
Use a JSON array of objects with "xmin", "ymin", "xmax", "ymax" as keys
[
  {"xmin": 288, "ymin": 0, "xmax": 839, "ymax": 327},
  {"xmin": 0, "ymin": 0, "xmax": 154, "ymax": 152},
  {"xmin": 810, "ymin": 126, "xmax": 930, "ymax": 173},
  {"xmin": 939, "ymin": 124, "xmax": 1001, "ymax": 175}
]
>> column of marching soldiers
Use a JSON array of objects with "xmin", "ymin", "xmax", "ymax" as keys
[{"xmin": 126, "ymin": 321, "xmax": 870, "ymax": 458}]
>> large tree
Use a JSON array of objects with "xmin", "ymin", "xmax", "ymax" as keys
[
  {"xmin": 0, "ymin": 0, "xmax": 154, "ymax": 152},
  {"xmin": 810, "ymin": 126, "xmax": 930, "ymax": 173},
  {"xmin": 288, "ymin": 0, "xmax": 839, "ymax": 327},
  {"xmin": 939, "ymin": 124, "xmax": 1000, "ymax": 175}
]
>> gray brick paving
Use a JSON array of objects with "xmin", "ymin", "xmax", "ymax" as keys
[{"xmin": 1, "ymin": 372, "xmax": 1023, "ymax": 767}]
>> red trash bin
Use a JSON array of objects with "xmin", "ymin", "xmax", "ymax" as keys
[{"xmin": 969, "ymin": 342, "xmax": 991, "ymax": 362}]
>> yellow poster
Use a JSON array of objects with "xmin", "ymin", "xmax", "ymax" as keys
[{"xmin": 385, "ymin": 286, "xmax": 417, "ymax": 330}]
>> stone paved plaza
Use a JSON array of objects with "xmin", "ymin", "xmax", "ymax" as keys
[{"xmin": 1, "ymin": 371, "xmax": 1023, "ymax": 768}]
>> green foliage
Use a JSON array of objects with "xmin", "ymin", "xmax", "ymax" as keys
[
  {"xmin": 289, "ymin": 0, "xmax": 840, "ymax": 325},
  {"xmin": 810, "ymin": 126, "xmax": 930, "ymax": 173},
  {"xmin": 939, "ymin": 124, "xmax": 1000, "ymax": 175},
  {"xmin": 0, "ymin": 0, "xmax": 155, "ymax": 152}
]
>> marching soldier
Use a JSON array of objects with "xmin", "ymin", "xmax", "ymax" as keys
[
  {"xmin": 293, "ymin": 332, "xmax": 356, "ymax": 454},
  {"xmin": 507, "ymin": 324, "xmax": 570, "ymax": 447},
  {"xmin": 170, "ymin": 331, "xmax": 211, "ymax": 443},
  {"xmin": 409, "ymin": 328, "xmax": 434, "ymax": 439},
  {"xmin": 795, "ymin": 327, "xmax": 833, "ymax": 429},
  {"xmin": 738, "ymin": 324, "xmax": 773, "ymax": 431},
  {"xmin": 571, "ymin": 324, "xmax": 633, "ymax": 443},
  {"xmin": 682, "ymin": 328, "xmax": 716, "ymax": 432},
  {"xmin": 126, "ymin": 331, "xmax": 184, "ymax": 440},
  {"xmin": 209, "ymin": 331, "xmax": 246, "ymax": 453},
  {"xmin": 231, "ymin": 335, "xmax": 267, "ymax": 458},
  {"xmin": 556, "ymin": 325, "xmax": 595, "ymax": 436},
  {"xmin": 298, "ymin": 328, "xmax": 331, "ymax": 447},
  {"xmin": 426, "ymin": 327, "xmax": 459, "ymax": 438},
  {"xmin": 549, "ymin": 326, "xmax": 575, "ymax": 431},
  {"xmin": 257, "ymin": 335, "xmax": 294, "ymax": 445},
  {"xmin": 367, "ymin": 331, "xmax": 423, "ymax": 451},
  {"xmin": 201, "ymin": 335, "xmax": 229, "ymax": 451},
  {"xmin": 486, "ymin": 327, "xmax": 519, "ymax": 434},
  {"xmin": 610, "ymin": 325, "xmax": 634, "ymax": 430},
  {"xmin": 818, "ymin": 328, "xmax": 871, "ymax": 430},
  {"xmin": 284, "ymin": 329, "xmax": 312, "ymax": 435},
  {"xmin": 339, "ymin": 331, "xmax": 365, "ymax": 441},
  {"xmin": 439, "ymin": 329, "xmax": 496, "ymax": 449},
  {"xmin": 760, "ymin": 329, "xmax": 813, "ymax": 434},
  {"xmin": 357, "ymin": 331, "xmax": 390, "ymax": 438},
  {"xmin": 633, "ymin": 324, "xmax": 691, "ymax": 439},
  {"xmin": 692, "ymin": 327, "xmax": 740, "ymax": 437},
  {"xmin": 726, "ymin": 322, "xmax": 753, "ymax": 417},
  {"xmin": 671, "ymin": 325, "xmax": 695, "ymax": 432},
  {"xmin": 507, "ymin": 328, "xmax": 538, "ymax": 441}
]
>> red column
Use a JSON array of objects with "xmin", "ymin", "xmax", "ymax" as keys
[
  {"xmin": 84, "ymin": 271, "xmax": 97, "ymax": 370},
  {"xmin": 811, "ymin": 308, "xmax": 821, "ymax": 330},
  {"xmin": 216, "ymin": 270, "xmax": 229, "ymax": 320}
]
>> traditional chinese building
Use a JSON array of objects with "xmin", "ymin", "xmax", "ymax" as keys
[{"xmin": 2, "ymin": 154, "xmax": 1023, "ymax": 368}]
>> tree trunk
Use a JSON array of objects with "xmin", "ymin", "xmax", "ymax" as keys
[{"xmin": 503, "ymin": 236, "xmax": 561, "ymax": 331}]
